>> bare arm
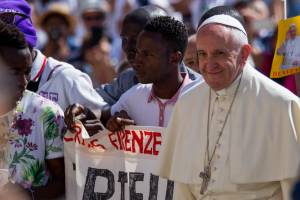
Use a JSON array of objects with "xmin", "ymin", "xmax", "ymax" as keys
[
  {"xmin": 33, "ymin": 157, "xmax": 65, "ymax": 199},
  {"xmin": 1, "ymin": 158, "xmax": 65, "ymax": 199}
]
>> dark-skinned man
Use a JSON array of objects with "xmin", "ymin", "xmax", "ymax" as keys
[{"xmin": 65, "ymin": 5, "xmax": 202, "ymax": 133}]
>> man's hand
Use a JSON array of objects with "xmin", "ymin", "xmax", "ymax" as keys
[
  {"xmin": 65, "ymin": 103, "xmax": 103, "ymax": 136},
  {"xmin": 106, "ymin": 110, "xmax": 135, "ymax": 131}
]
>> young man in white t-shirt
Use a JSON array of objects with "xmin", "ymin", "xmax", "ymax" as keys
[
  {"xmin": 106, "ymin": 16, "xmax": 197, "ymax": 130},
  {"xmin": 64, "ymin": 7, "xmax": 201, "ymax": 133}
]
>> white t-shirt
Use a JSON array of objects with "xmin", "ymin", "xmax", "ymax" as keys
[{"xmin": 111, "ymin": 74, "xmax": 196, "ymax": 127}]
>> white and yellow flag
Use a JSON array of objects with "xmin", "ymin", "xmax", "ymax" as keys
[{"xmin": 271, "ymin": 15, "xmax": 300, "ymax": 78}]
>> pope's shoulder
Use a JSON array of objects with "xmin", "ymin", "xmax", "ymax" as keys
[
  {"xmin": 177, "ymin": 66, "xmax": 300, "ymax": 107},
  {"xmin": 248, "ymin": 66, "xmax": 299, "ymax": 103}
]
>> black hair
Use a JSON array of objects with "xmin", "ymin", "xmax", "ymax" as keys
[
  {"xmin": 144, "ymin": 16, "xmax": 188, "ymax": 56},
  {"xmin": 0, "ymin": 19, "xmax": 28, "ymax": 49},
  {"xmin": 197, "ymin": 6, "xmax": 245, "ymax": 28},
  {"xmin": 123, "ymin": 5, "xmax": 167, "ymax": 27}
]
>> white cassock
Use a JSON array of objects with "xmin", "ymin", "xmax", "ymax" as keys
[{"xmin": 155, "ymin": 64, "xmax": 300, "ymax": 200}]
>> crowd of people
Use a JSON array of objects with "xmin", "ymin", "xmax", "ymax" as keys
[{"xmin": 1, "ymin": 0, "xmax": 300, "ymax": 199}]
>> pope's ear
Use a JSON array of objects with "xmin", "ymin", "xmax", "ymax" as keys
[{"xmin": 239, "ymin": 44, "xmax": 252, "ymax": 65}]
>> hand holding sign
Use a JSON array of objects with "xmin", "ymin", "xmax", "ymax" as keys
[
  {"xmin": 64, "ymin": 125, "xmax": 173, "ymax": 200},
  {"xmin": 65, "ymin": 103, "xmax": 103, "ymax": 136},
  {"xmin": 106, "ymin": 110, "xmax": 135, "ymax": 131}
]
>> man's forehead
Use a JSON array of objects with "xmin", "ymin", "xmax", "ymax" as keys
[
  {"xmin": 137, "ymin": 31, "xmax": 163, "ymax": 45},
  {"xmin": 121, "ymin": 21, "xmax": 144, "ymax": 36}
]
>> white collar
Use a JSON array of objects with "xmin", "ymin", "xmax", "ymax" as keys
[
  {"xmin": 30, "ymin": 49, "xmax": 46, "ymax": 82},
  {"xmin": 213, "ymin": 70, "xmax": 243, "ymax": 98}
]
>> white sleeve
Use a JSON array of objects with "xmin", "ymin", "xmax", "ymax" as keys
[
  {"xmin": 110, "ymin": 90, "xmax": 131, "ymax": 115},
  {"xmin": 66, "ymin": 70, "xmax": 107, "ymax": 110}
]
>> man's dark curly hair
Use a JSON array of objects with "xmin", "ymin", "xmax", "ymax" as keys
[
  {"xmin": 0, "ymin": 19, "xmax": 27, "ymax": 49},
  {"xmin": 144, "ymin": 16, "xmax": 188, "ymax": 58}
]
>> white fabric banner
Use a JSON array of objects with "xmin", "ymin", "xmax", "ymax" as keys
[{"xmin": 64, "ymin": 124, "xmax": 174, "ymax": 200}]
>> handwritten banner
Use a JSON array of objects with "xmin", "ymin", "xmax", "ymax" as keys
[{"xmin": 64, "ymin": 124, "xmax": 173, "ymax": 200}]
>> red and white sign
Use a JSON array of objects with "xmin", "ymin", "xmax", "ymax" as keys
[{"xmin": 64, "ymin": 124, "xmax": 173, "ymax": 200}]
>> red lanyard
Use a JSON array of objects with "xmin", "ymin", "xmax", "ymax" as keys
[{"xmin": 32, "ymin": 56, "xmax": 47, "ymax": 81}]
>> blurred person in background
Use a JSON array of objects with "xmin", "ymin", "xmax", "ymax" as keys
[
  {"xmin": 73, "ymin": 0, "xmax": 109, "ymax": 50},
  {"xmin": 184, "ymin": 34, "xmax": 200, "ymax": 73},
  {"xmin": 80, "ymin": 27, "xmax": 116, "ymax": 87},
  {"xmin": 169, "ymin": 0, "xmax": 196, "ymax": 34},
  {"xmin": 106, "ymin": 0, "xmax": 137, "ymax": 65},
  {"xmin": 70, "ymin": 0, "xmax": 111, "ymax": 70},
  {"xmin": 78, "ymin": 0, "xmax": 109, "ymax": 33},
  {"xmin": 38, "ymin": 2, "xmax": 76, "ymax": 61},
  {"xmin": 234, "ymin": 0, "xmax": 274, "ymax": 68}
]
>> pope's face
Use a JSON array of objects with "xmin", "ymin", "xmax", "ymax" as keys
[
  {"xmin": 0, "ymin": 47, "xmax": 31, "ymax": 114},
  {"xmin": 196, "ymin": 24, "xmax": 247, "ymax": 91}
]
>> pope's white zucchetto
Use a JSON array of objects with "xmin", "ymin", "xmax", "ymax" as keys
[{"xmin": 198, "ymin": 14, "xmax": 247, "ymax": 36}]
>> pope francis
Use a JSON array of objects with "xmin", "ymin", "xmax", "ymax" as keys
[{"xmin": 156, "ymin": 6, "xmax": 300, "ymax": 200}]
